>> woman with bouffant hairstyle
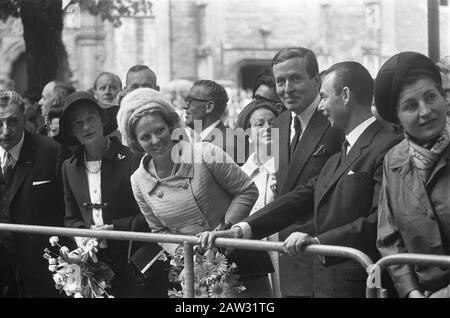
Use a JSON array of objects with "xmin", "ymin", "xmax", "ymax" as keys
[{"xmin": 118, "ymin": 87, "xmax": 274, "ymax": 297}]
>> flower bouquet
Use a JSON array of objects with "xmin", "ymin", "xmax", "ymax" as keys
[
  {"xmin": 43, "ymin": 236, "xmax": 115, "ymax": 298},
  {"xmin": 167, "ymin": 245, "xmax": 246, "ymax": 298}
]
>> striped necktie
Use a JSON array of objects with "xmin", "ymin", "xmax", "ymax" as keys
[{"xmin": 2, "ymin": 151, "xmax": 13, "ymax": 181}]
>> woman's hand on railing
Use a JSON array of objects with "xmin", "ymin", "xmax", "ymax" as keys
[{"xmin": 197, "ymin": 228, "xmax": 243, "ymax": 250}]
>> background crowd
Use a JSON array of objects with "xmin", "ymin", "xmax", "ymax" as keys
[{"xmin": 0, "ymin": 46, "xmax": 449, "ymax": 298}]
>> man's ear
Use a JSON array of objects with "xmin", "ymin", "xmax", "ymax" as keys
[
  {"xmin": 342, "ymin": 87, "xmax": 351, "ymax": 106},
  {"xmin": 205, "ymin": 101, "xmax": 215, "ymax": 114}
]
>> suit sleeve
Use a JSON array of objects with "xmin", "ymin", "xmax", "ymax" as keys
[
  {"xmin": 316, "ymin": 150, "xmax": 386, "ymax": 265},
  {"xmin": 376, "ymin": 158, "xmax": 420, "ymax": 298},
  {"xmin": 202, "ymin": 143, "xmax": 259, "ymax": 225},
  {"xmin": 62, "ymin": 160, "xmax": 86, "ymax": 229},
  {"xmin": 245, "ymin": 176, "xmax": 317, "ymax": 240}
]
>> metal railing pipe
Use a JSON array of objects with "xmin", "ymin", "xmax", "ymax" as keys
[
  {"xmin": 183, "ymin": 242, "xmax": 195, "ymax": 298},
  {"xmin": 376, "ymin": 254, "xmax": 450, "ymax": 273}
]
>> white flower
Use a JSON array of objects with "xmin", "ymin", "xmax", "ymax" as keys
[
  {"xmin": 49, "ymin": 236, "xmax": 59, "ymax": 246},
  {"xmin": 48, "ymin": 258, "xmax": 57, "ymax": 265},
  {"xmin": 117, "ymin": 154, "xmax": 126, "ymax": 160},
  {"xmin": 48, "ymin": 265, "xmax": 58, "ymax": 272},
  {"xmin": 74, "ymin": 292, "xmax": 84, "ymax": 298}
]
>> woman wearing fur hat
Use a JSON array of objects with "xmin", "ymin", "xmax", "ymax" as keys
[
  {"xmin": 118, "ymin": 87, "xmax": 274, "ymax": 297},
  {"xmin": 375, "ymin": 52, "xmax": 450, "ymax": 298},
  {"xmin": 57, "ymin": 91, "xmax": 167, "ymax": 297}
]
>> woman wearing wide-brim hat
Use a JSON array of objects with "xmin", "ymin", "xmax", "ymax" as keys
[
  {"xmin": 375, "ymin": 52, "xmax": 450, "ymax": 298},
  {"xmin": 57, "ymin": 91, "xmax": 168, "ymax": 297}
]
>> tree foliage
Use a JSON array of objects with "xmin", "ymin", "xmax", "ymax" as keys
[{"xmin": 0, "ymin": 0, "xmax": 153, "ymax": 25}]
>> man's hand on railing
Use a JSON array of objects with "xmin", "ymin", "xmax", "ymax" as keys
[{"xmin": 283, "ymin": 232, "xmax": 320, "ymax": 256}]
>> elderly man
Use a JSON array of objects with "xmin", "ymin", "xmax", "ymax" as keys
[
  {"xmin": 38, "ymin": 81, "xmax": 75, "ymax": 136},
  {"xmin": 183, "ymin": 80, "xmax": 240, "ymax": 163},
  {"xmin": 206, "ymin": 62, "xmax": 401, "ymax": 298},
  {"xmin": 0, "ymin": 91, "xmax": 68, "ymax": 297},
  {"xmin": 93, "ymin": 72, "xmax": 122, "ymax": 108}
]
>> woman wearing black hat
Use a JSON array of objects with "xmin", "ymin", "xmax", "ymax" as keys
[
  {"xmin": 57, "ymin": 91, "xmax": 168, "ymax": 298},
  {"xmin": 375, "ymin": 52, "xmax": 450, "ymax": 298}
]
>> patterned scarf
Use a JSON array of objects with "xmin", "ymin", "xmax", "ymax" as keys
[{"xmin": 407, "ymin": 117, "xmax": 450, "ymax": 183}]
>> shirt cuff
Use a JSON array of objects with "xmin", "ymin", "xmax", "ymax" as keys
[{"xmin": 233, "ymin": 222, "xmax": 252, "ymax": 239}]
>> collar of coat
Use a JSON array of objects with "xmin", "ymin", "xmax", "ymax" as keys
[
  {"xmin": 135, "ymin": 141, "xmax": 196, "ymax": 193},
  {"xmin": 388, "ymin": 138, "xmax": 450, "ymax": 174},
  {"xmin": 70, "ymin": 136, "xmax": 124, "ymax": 166}
]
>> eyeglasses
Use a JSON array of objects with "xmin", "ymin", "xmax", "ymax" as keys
[{"xmin": 185, "ymin": 96, "xmax": 213, "ymax": 107}]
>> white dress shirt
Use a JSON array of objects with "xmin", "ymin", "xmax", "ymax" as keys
[
  {"xmin": 290, "ymin": 95, "xmax": 320, "ymax": 143},
  {"xmin": 241, "ymin": 153, "xmax": 277, "ymax": 215},
  {"xmin": 345, "ymin": 117, "xmax": 376, "ymax": 155},
  {"xmin": 235, "ymin": 116, "xmax": 377, "ymax": 239},
  {"xmin": 185, "ymin": 120, "xmax": 222, "ymax": 143}
]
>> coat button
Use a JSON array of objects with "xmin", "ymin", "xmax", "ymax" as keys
[
  {"xmin": 182, "ymin": 184, "xmax": 189, "ymax": 190},
  {"xmin": 198, "ymin": 220, "xmax": 205, "ymax": 226},
  {"xmin": 157, "ymin": 191, "xmax": 164, "ymax": 198}
]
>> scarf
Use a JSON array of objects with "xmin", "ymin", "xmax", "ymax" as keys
[{"xmin": 407, "ymin": 117, "xmax": 450, "ymax": 183}]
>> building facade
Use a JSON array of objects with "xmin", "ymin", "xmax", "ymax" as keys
[{"xmin": 0, "ymin": 0, "xmax": 449, "ymax": 96}]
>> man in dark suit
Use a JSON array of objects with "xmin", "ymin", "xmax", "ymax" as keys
[
  {"xmin": 269, "ymin": 47, "xmax": 343, "ymax": 297},
  {"xmin": 206, "ymin": 62, "xmax": 402, "ymax": 297},
  {"xmin": 0, "ymin": 91, "xmax": 67, "ymax": 297},
  {"xmin": 183, "ymin": 80, "xmax": 239, "ymax": 163}
]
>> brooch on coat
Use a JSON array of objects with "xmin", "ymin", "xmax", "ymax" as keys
[
  {"xmin": 84, "ymin": 202, "xmax": 108, "ymax": 210},
  {"xmin": 117, "ymin": 154, "xmax": 126, "ymax": 160}
]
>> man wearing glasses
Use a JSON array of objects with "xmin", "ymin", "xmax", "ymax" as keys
[{"xmin": 183, "ymin": 80, "xmax": 240, "ymax": 164}]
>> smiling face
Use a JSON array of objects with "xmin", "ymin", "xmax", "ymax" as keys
[
  {"xmin": 273, "ymin": 57, "xmax": 320, "ymax": 115},
  {"xmin": 0, "ymin": 102, "xmax": 26, "ymax": 151},
  {"xmin": 183, "ymin": 85, "xmax": 210, "ymax": 129},
  {"xmin": 69, "ymin": 103, "xmax": 104, "ymax": 145},
  {"xmin": 396, "ymin": 77, "xmax": 448, "ymax": 145},
  {"xmin": 249, "ymin": 108, "xmax": 276, "ymax": 147},
  {"xmin": 134, "ymin": 112, "xmax": 173, "ymax": 159},
  {"xmin": 318, "ymin": 72, "xmax": 350, "ymax": 132}
]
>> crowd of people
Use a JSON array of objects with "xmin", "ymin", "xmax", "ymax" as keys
[{"xmin": 0, "ymin": 46, "xmax": 449, "ymax": 298}]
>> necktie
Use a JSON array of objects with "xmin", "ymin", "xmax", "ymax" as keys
[
  {"xmin": 338, "ymin": 139, "xmax": 349, "ymax": 167},
  {"xmin": 2, "ymin": 152, "xmax": 13, "ymax": 181},
  {"xmin": 290, "ymin": 116, "xmax": 302, "ymax": 157}
]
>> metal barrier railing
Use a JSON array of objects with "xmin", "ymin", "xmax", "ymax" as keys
[
  {"xmin": 367, "ymin": 254, "xmax": 450, "ymax": 298},
  {"xmin": 0, "ymin": 223, "xmax": 374, "ymax": 298},
  {"xmin": 2, "ymin": 223, "xmax": 449, "ymax": 298}
]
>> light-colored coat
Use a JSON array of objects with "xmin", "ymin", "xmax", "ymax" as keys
[
  {"xmin": 131, "ymin": 141, "xmax": 258, "ymax": 236},
  {"xmin": 377, "ymin": 139, "xmax": 450, "ymax": 298}
]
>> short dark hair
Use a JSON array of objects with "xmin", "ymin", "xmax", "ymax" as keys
[
  {"xmin": 93, "ymin": 72, "xmax": 122, "ymax": 90},
  {"xmin": 324, "ymin": 61, "xmax": 374, "ymax": 107},
  {"xmin": 126, "ymin": 65, "xmax": 156, "ymax": 80},
  {"xmin": 252, "ymin": 69, "xmax": 276, "ymax": 98},
  {"xmin": 272, "ymin": 47, "xmax": 319, "ymax": 79},
  {"xmin": 193, "ymin": 80, "xmax": 229, "ymax": 115}
]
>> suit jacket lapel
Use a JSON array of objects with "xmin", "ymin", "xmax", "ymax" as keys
[
  {"xmin": 273, "ymin": 111, "xmax": 291, "ymax": 190},
  {"xmin": 282, "ymin": 111, "xmax": 329, "ymax": 193},
  {"xmin": 10, "ymin": 132, "xmax": 36, "ymax": 201},
  {"xmin": 318, "ymin": 121, "xmax": 381, "ymax": 203}
]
